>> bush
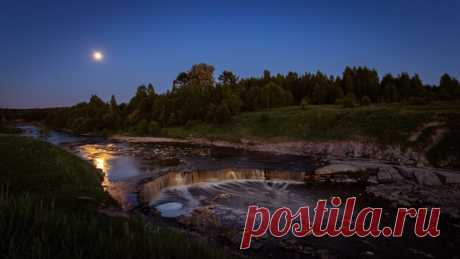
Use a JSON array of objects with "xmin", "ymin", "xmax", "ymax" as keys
[
  {"xmin": 360, "ymin": 96, "xmax": 371, "ymax": 106},
  {"xmin": 342, "ymin": 96, "xmax": 355, "ymax": 108},
  {"xmin": 257, "ymin": 113, "xmax": 270, "ymax": 123},
  {"xmin": 148, "ymin": 121, "xmax": 162, "ymax": 135},
  {"xmin": 334, "ymin": 98, "xmax": 344, "ymax": 106},
  {"xmin": 135, "ymin": 119, "xmax": 149, "ymax": 135},
  {"xmin": 300, "ymin": 98, "xmax": 310, "ymax": 110},
  {"xmin": 408, "ymin": 97, "xmax": 428, "ymax": 105},
  {"xmin": 70, "ymin": 117, "xmax": 92, "ymax": 133},
  {"xmin": 215, "ymin": 104, "xmax": 231, "ymax": 124}
]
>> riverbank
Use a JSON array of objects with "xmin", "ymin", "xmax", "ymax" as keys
[
  {"xmin": 112, "ymin": 103, "xmax": 460, "ymax": 169},
  {"xmin": 0, "ymin": 134, "xmax": 237, "ymax": 259}
]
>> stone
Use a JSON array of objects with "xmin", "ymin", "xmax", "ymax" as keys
[
  {"xmin": 367, "ymin": 176, "xmax": 378, "ymax": 184},
  {"xmin": 386, "ymin": 167, "xmax": 405, "ymax": 181},
  {"xmin": 435, "ymin": 171, "xmax": 460, "ymax": 184},
  {"xmin": 364, "ymin": 251, "xmax": 375, "ymax": 256},
  {"xmin": 377, "ymin": 166, "xmax": 404, "ymax": 183},
  {"xmin": 377, "ymin": 170, "xmax": 392, "ymax": 183},
  {"xmin": 315, "ymin": 164, "xmax": 364, "ymax": 175},
  {"xmin": 395, "ymin": 166, "xmax": 415, "ymax": 179},
  {"xmin": 413, "ymin": 170, "xmax": 442, "ymax": 186}
]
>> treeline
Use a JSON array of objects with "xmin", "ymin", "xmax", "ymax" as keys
[{"xmin": 43, "ymin": 64, "xmax": 460, "ymax": 134}]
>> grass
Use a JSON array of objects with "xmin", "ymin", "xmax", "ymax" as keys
[
  {"xmin": 164, "ymin": 102, "xmax": 460, "ymax": 168},
  {"xmin": 0, "ymin": 135, "xmax": 237, "ymax": 259},
  {"xmin": 165, "ymin": 102, "xmax": 460, "ymax": 144}
]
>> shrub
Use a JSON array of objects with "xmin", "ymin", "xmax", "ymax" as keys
[
  {"xmin": 257, "ymin": 113, "xmax": 270, "ymax": 123},
  {"xmin": 408, "ymin": 97, "xmax": 428, "ymax": 105},
  {"xmin": 135, "ymin": 119, "xmax": 149, "ymax": 135},
  {"xmin": 360, "ymin": 96, "xmax": 371, "ymax": 106},
  {"xmin": 215, "ymin": 104, "xmax": 231, "ymax": 124},
  {"xmin": 342, "ymin": 96, "xmax": 355, "ymax": 108},
  {"xmin": 300, "ymin": 98, "xmax": 310, "ymax": 110},
  {"xmin": 148, "ymin": 121, "xmax": 162, "ymax": 135}
]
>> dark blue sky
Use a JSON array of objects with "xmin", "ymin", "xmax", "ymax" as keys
[{"xmin": 1, "ymin": 0, "xmax": 459, "ymax": 108}]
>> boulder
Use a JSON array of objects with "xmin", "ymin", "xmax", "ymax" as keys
[
  {"xmin": 377, "ymin": 170, "xmax": 392, "ymax": 183},
  {"xmin": 377, "ymin": 166, "xmax": 404, "ymax": 183},
  {"xmin": 367, "ymin": 176, "xmax": 379, "ymax": 184},
  {"xmin": 395, "ymin": 166, "xmax": 416, "ymax": 179},
  {"xmin": 435, "ymin": 171, "xmax": 460, "ymax": 184},
  {"xmin": 315, "ymin": 164, "xmax": 364, "ymax": 175},
  {"xmin": 413, "ymin": 170, "xmax": 442, "ymax": 186}
]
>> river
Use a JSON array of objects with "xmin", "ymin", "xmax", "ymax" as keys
[{"xmin": 17, "ymin": 124, "xmax": 460, "ymax": 259}]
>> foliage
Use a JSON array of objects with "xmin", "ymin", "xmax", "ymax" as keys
[
  {"xmin": 342, "ymin": 95, "xmax": 355, "ymax": 108},
  {"xmin": 408, "ymin": 97, "xmax": 428, "ymax": 105},
  {"xmin": 14, "ymin": 63, "xmax": 456, "ymax": 135},
  {"xmin": 300, "ymin": 97, "xmax": 310, "ymax": 110},
  {"xmin": 360, "ymin": 96, "xmax": 371, "ymax": 106},
  {"xmin": 426, "ymin": 130, "xmax": 460, "ymax": 168}
]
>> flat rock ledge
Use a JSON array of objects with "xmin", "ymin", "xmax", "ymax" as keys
[{"xmin": 308, "ymin": 160, "xmax": 460, "ymax": 218}]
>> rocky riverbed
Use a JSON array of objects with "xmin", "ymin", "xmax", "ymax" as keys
[
  {"xmin": 309, "ymin": 160, "xmax": 460, "ymax": 218},
  {"xmin": 18, "ymin": 125, "xmax": 460, "ymax": 258}
]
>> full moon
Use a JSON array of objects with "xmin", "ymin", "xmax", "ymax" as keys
[{"xmin": 92, "ymin": 51, "xmax": 104, "ymax": 62}]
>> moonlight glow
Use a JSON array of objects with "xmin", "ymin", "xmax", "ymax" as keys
[{"xmin": 92, "ymin": 51, "xmax": 104, "ymax": 62}]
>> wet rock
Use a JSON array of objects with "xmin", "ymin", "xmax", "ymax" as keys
[
  {"xmin": 330, "ymin": 175, "xmax": 358, "ymax": 183},
  {"xmin": 377, "ymin": 170, "xmax": 392, "ymax": 183},
  {"xmin": 408, "ymin": 248, "xmax": 434, "ymax": 258},
  {"xmin": 413, "ymin": 170, "xmax": 442, "ymax": 186},
  {"xmin": 395, "ymin": 166, "xmax": 416, "ymax": 179},
  {"xmin": 377, "ymin": 166, "xmax": 404, "ymax": 183},
  {"xmin": 311, "ymin": 163, "xmax": 368, "ymax": 183},
  {"xmin": 155, "ymin": 158, "xmax": 181, "ymax": 167},
  {"xmin": 364, "ymin": 251, "xmax": 375, "ymax": 256},
  {"xmin": 178, "ymin": 206, "xmax": 220, "ymax": 232},
  {"xmin": 367, "ymin": 176, "xmax": 378, "ymax": 184},
  {"xmin": 317, "ymin": 249, "xmax": 337, "ymax": 259},
  {"xmin": 315, "ymin": 164, "xmax": 364, "ymax": 175},
  {"xmin": 435, "ymin": 171, "xmax": 460, "ymax": 184}
]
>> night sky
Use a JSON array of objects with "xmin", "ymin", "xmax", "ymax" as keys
[{"xmin": 1, "ymin": 0, "xmax": 459, "ymax": 108}]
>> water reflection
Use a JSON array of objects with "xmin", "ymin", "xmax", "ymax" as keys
[{"xmin": 77, "ymin": 144, "xmax": 141, "ymax": 188}]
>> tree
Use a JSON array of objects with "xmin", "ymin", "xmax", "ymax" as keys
[
  {"xmin": 215, "ymin": 104, "xmax": 231, "ymax": 123},
  {"xmin": 173, "ymin": 72, "xmax": 189, "ymax": 90},
  {"xmin": 218, "ymin": 70, "xmax": 239, "ymax": 86},
  {"xmin": 261, "ymin": 82, "xmax": 289, "ymax": 109},
  {"xmin": 312, "ymin": 83, "xmax": 329, "ymax": 104},
  {"xmin": 440, "ymin": 73, "xmax": 460, "ymax": 99},
  {"xmin": 381, "ymin": 74, "xmax": 399, "ymax": 102},
  {"xmin": 360, "ymin": 96, "xmax": 371, "ymax": 106},
  {"xmin": 148, "ymin": 121, "xmax": 161, "ymax": 135},
  {"xmin": 343, "ymin": 67, "xmax": 354, "ymax": 95},
  {"xmin": 397, "ymin": 73, "xmax": 412, "ymax": 101},
  {"xmin": 188, "ymin": 63, "xmax": 215, "ymax": 88},
  {"xmin": 128, "ymin": 85, "xmax": 148, "ymax": 112},
  {"xmin": 147, "ymin": 83, "xmax": 156, "ymax": 96},
  {"xmin": 110, "ymin": 95, "xmax": 118, "ymax": 112},
  {"xmin": 263, "ymin": 70, "xmax": 271, "ymax": 81}
]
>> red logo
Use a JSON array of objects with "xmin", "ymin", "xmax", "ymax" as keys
[{"xmin": 240, "ymin": 197, "xmax": 440, "ymax": 249}]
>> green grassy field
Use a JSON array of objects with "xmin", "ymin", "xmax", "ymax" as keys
[
  {"xmin": 165, "ymin": 102, "xmax": 460, "ymax": 167},
  {"xmin": 0, "ymin": 135, "xmax": 237, "ymax": 259}
]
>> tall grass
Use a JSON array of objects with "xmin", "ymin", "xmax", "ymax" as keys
[
  {"xmin": 0, "ymin": 135, "xmax": 237, "ymax": 259},
  {"xmin": 0, "ymin": 186, "xmax": 232, "ymax": 259}
]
